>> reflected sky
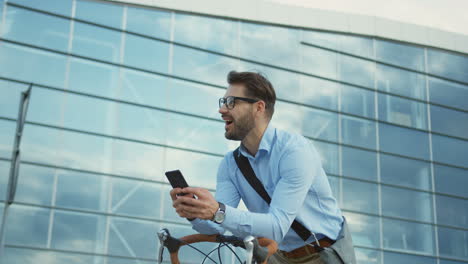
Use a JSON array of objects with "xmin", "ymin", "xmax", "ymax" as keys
[{"xmin": 0, "ymin": 80, "xmax": 28, "ymax": 118}]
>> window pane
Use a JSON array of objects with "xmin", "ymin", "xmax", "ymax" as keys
[
  {"xmin": 302, "ymin": 30, "xmax": 373, "ymax": 58},
  {"xmin": 5, "ymin": 204, "xmax": 50, "ymax": 247},
  {"xmin": 0, "ymin": 161, "xmax": 9, "ymax": 199},
  {"xmin": 339, "ymin": 55, "xmax": 374, "ymax": 88},
  {"xmin": 429, "ymin": 77, "xmax": 468, "ymax": 111},
  {"xmin": 341, "ymin": 85, "xmax": 375, "ymax": 119},
  {"xmin": 341, "ymin": 146, "xmax": 377, "ymax": 181},
  {"xmin": 301, "ymin": 45, "xmax": 337, "ymax": 79},
  {"xmin": 240, "ymin": 22, "xmax": 300, "ymax": 70},
  {"xmin": 432, "ymin": 134, "xmax": 468, "ymax": 168},
  {"xmin": 4, "ymin": 6, "xmax": 70, "ymax": 52},
  {"xmin": 75, "ymin": 0, "xmax": 123, "ymax": 28},
  {"xmin": 311, "ymin": 140, "xmax": 339, "ymax": 175},
  {"xmin": 123, "ymin": 34, "xmax": 169, "ymax": 73},
  {"xmin": 15, "ymin": 164, "xmax": 54, "ymax": 206},
  {"xmin": 376, "ymin": 64, "xmax": 426, "ymax": 100},
  {"xmin": 175, "ymin": 13, "xmax": 237, "ymax": 54},
  {"xmin": 4, "ymin": 247, "xmax": 100, "ymax": 264},
  {"xmin": 172, "ymin": 46, "xmax": 238, "ymax": 86},
  {"xmin": 382, "ymin": 218, "xmax": 435, "ymax": 254},
  {"xmin": 302, "ymin": 107, "xmax": 338, "ymax": 142},
  {"xmin": 0, "ymin": 120, "xmax": 15, "ymax": 158},
  {"xmin": 328, "ymin": 176, "xmax": 340, "ymax": 203},
  {"xmin": 428, "ymin": 49, "xmax": 468, "ymax": 83},
  {"xmin": 382, "ymin": 186, "xmax": 433, "ymax": 222},
  {"xmin": 126, "ymin": 6, "xmax": 171, "ymax": 39},
  {"xmin": 355, "ymin": 248, "xmax": 381, "ymax": 264},
  {"xmin": 430, "ymin": 105, "xmax": 468, "ymax": 140},
  {"xmin": 344, "ymin": 212, "xmax": 380, "ymax": 248},
  {"xmin": 378, "ymin": 94, "xmax": 428, "ymax": 130},
  {"xmin": 380, "ymin": 154, "xmax": 432, "ymax": 190},
  {"xmin": 376, "ymin": 40, "xmax": 424, "ymax": 71},
  {"xmin": 51, "ymin": 211, "xmax": 104, "ymax": 253},
  {"xmin": 341, "ymin": 116, "xmax": 376, "ymax": 149},
  {"xmin": 8, "ymin": 0, "xmax": 73, "ymax": 16},
  {"xmin": 436, "ymin": 195, "xmax": 468, "ymax": 229},
  {"xmin": 0, "ymin": 80, "xmax": 28, "ymax": 119},
  {"xmin": 0, "ymin": 43, "xmax": 67, "ymax": 87},
  {"xmin": 434, "ymin": 164, "xmax": 468, "ymax": 198},
  {"xmin": 72, "ymin": 22, "xmax": 121, "ymax": 63},
  {"xmin": 379, "ymin": 123, "xmax": 430, "ymax": 160},
  {"xmin": 342, "ymin": 179, "xmax": 378, "ymax": 214},
  {"xmin": 383, "ymin": 252, "xmax": 436, "ymax": 264},
  {"xmin": 120, "ymin": 69, "xmax": 168, "ymax": 108},
  {"xmin": 438, "ymin": 227, "xmax": 468, "ymax": 260},
  {"xmin": 301, "ymin": 75, "xmax": 339, "ymax": 111}
]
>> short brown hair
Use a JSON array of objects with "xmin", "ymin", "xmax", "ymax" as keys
[{"xmin": 227, "ymin": 71, "xmax": 276, "ymax": 119}]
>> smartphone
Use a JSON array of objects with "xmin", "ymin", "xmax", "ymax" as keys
[{"xmin": 165, "ymin": 170, "xmax": 189, "ymax": 196}]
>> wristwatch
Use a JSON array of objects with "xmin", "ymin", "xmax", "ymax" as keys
[{"xmin": 212, "ymin": 202, "xmax": 226, "ymax": 224}]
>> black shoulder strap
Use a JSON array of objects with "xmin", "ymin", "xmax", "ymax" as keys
[{"xmin": 233, "ymin": 148, "xmax": 312, "ymax": 242}]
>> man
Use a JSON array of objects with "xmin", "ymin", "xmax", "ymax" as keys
[{"xmin": 170, "ymin": 71, "xmax": 356, "ymax": 263}]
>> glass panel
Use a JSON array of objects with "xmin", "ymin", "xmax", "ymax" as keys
[
  {"xmin": 240, "ymin": 22, "xmax": 300, "ymax": 70},
  {"xmin": 428, "ymin": 49, "xmax": 468, "ymax": 83},
  {"xmin": 72, "ymin": 22, "xmax": 121, "ymax": 63},
  {"xmin": 123, "ymin": 34, "xmax": 169, "ymax": 73},
  {"xmin": 120, "ymin": 69, "xmax": 168, "ymax": 108},
  {"xmin": 428, "ymin": 77, "xmax": 468, "ymax": 111},
  {"xmin": 383, "ymin": 252, "xmax": 436, "ymax": 264},
  {"xmin": 301, "ymin": 30, "xmax": 373, "ymax": 58},
  {"xmin": 355, "ymin": 248, "xmax": 381, "ymax": 264},
  {"xmin": 238, "ymin": 62, "xmax": 302, "ymax": 104},
  {"xmin": 301, "ymin": 45, "xmax": 338, "ymax": 79},
  {"xmin": 4, "ymin": 247, "xmax": 100, "ymax": 264},
  {"xmin": 339, "ymin": 55, "xmax": 374, "ymax": 88},
  {"xmin": 376, "ymin": 64, "xmax": 426, "ymax": 100},
  {"xmin": 4, "ymin": 6, "xmax": 70, "ymax": 52},
  {"xmin": 0, "ymin": 120, "xmax": 15, "ymax": 158},
  {"xmin": 5, "ymin": 204, "xmax": 50, "ymax": 247},
  {"xmin": 382, "ymin": 186, "xmax": 433, "ymax": 222},
  {"xmin": 328, "ymin": 176, "xmax": 340, "ymax": 203},
  {"xmin": 301, "ymin": 75, "xmax": 339, "ymax": 111},
  {"xmin": 341, "ymin": 146, "xmax": 377, "ymax": 181},
  {"xmin": 0, "ymin": 80, "xmax": 28, "ymax": 118},
  {"xmin": 440, "ymin": 260, "xmax": 468, "ymax": 264},
  {"xmin": 311, "ymin": 140, "xmax": 339, "ymax": 175},
  {"xmin": 342, "ymin": 179, "xmax": 378, "ymax": 214},
  {"xmin": 68, "ymin": 57, "xmax": 120, "ymax": 97},
  {"xmin": 438, "ymin": 227, "xmax": 468, "ymax": 260},
  {"xmin": 0, "ymin": 43, "xmax": 67, "ymax": 87},
  {"xmin": 379, "ymin": 123, "xmax": 430, "ymax": 160},
  {"xmin": 431, "ymin": 105, "xmax": 468, "ymax": 140},
  {"xmin": 51, "ymin": 210, "xmax": 104, "ymax": 253},
  {"xmin": 436, "ymin": 195, "xmax": 468, "ymax": 229},
  {"xmin": 432, "ymin": 134, "xmax": 468, "ymax": 168},
  {"xmin": 165, "ymin": 148, "xmax": 221, "ymax": 189},
  {"xmin": 376, "ymin": 40, "xmax": 424, "ymax": 71},
  {"xmin": 15, "ymin": 164, "xmax": 54, "ymax": 206},
  {"xmin": 344, "ymin": 212, "xmax": 380, "ymax": 248},
  {"xmin": 111, "ymin": 178, "xmax": 162, "ymax": 219},
  {"xmin": 175, "ymin": 13, "xmax": 237, "ymax": 54},
  {"xmin": 434, "ymin": 164, "xmax": 468, "ymax": 198},
  {"xmin": 8, "ymin": 0, "xmax": 73, "ymax": 16},
  {"xmin": 167, "ymin": 79, "xmax": 224, "ymax": 118},
  {"xmin": 108, "ymin": 217, "xmax": 159, "ymax": 259},
  {"xmin": 302, "ymin": 107, "xmax": 338, "ymax": 142},
  {"xmin": 56, "ymin": 170, "xmax": 107, "ymax": 211},
  {"xmin": 341, "ymin": 116, "xmax": 376, "ymax": 149},
  {"xmin": 126, "ymin": 6, "xmax": 171, "ymax": 39},
  {"xmin": 382, "ymin": 218, "xmax": 435, "ymax": 254},
  {"xmin": 75, "ymin": 0, "xmax": 123, "ymax": 28},
  {"xmin": 380, "ymin": 154, "xmax": 432, "ymax": 190},
  {"xmin": 0, "ymin": 161, "xmax": 9, "ymax": 199},
  {"xmin": 378, "ymin": 94, "xmax": 428, "ymax": 130},
  {"xmin": 172, "ymin": 45, "xmax": 239, "ymax": 86},
  {"xmin": 340, "ymin": 84, "xmax": 375, "ymax": 119}
]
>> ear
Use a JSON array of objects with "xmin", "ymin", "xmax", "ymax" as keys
[{"xmin": 254, "ymin": 100, "xmax": 266, "ymax": 117}]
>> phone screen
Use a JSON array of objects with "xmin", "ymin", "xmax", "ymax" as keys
[{"xmin": 165, "ymin": 170, "xmax": 189, "ymax": 196}]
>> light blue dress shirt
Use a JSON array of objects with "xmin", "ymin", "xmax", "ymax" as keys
[{"xmin": 190, "ymin": 125, "xmax": 343, "ymax": 251}]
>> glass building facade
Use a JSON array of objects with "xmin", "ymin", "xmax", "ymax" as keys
[{"xmin": 0, "ymin": 0, "xmax": 467, "ymax": 263}]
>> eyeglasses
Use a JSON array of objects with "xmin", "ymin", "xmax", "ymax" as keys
[{"xmin": 218, "ymin": 96, "xmax": 259, "ymax": 110}]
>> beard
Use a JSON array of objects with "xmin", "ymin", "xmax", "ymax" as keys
[{"xmin": 224, "ymin": 111, "xmax": 255, "ymax": 141}]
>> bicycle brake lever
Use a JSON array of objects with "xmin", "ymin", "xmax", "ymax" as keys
[
  {"xmin": 157, "ymin": 229, "xmax": 170, "ymax": 264},
  {"xmin": 244, "ymin": 236, "xmax": 255, "ymax": 264}
]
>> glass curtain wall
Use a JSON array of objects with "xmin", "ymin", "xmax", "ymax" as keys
[{"xmin": 0, "ymin": 0, "xmax": 467, "ymax": 263}]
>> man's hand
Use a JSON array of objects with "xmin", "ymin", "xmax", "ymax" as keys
[{"xmin": 170, "ymin": 187, "xmax": 220, "ymax": 220}]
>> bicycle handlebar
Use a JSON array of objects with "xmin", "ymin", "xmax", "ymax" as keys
[{"xmin": 157, "ymin": 228, "xmax": 278, "ymax": 264}]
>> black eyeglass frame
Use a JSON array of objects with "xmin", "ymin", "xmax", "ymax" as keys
[{"xmin": 218, "ymin": 96, "xmax": 259, "ymax": 109}]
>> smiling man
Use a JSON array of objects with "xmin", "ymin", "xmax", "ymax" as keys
[{"xmin": 170, "ymin": 71, "xmax": 356, "ymax": 263}]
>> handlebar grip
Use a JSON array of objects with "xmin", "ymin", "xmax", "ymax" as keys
[{"xmin": 251, "ymin": 238, "xmax": 269, "ymax": 263}]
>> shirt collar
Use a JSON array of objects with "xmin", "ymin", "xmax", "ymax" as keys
[{"xmin": 239, "ymin": 124, "xmax": 275, "ymax": 158}]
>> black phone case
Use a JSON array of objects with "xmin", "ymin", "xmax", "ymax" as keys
[{"xmin": 165, "ymin": 170, "xmax": 189, "ymax": 189}]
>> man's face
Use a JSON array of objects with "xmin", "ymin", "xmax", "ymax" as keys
[{"xmin": 219, "ymin": 84, "xmax": 256, "ymax": 141}]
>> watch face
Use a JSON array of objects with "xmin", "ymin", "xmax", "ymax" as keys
[{"xmin": 214, "ymin": 211, "xmax": 225, "ymax": 223}]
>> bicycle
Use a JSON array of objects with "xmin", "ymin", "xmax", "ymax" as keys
[{"xmin": 157, "ymin": 228, "xmax": 278, "ymax": 264}]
